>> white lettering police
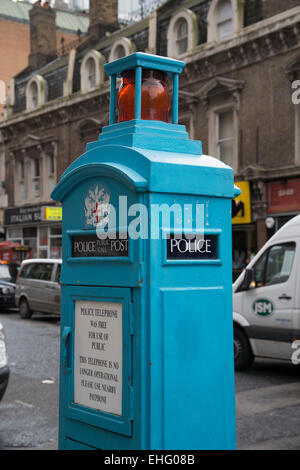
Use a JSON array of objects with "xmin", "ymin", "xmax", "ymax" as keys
[{"xmin": 170, "ymin": 237, "xmax": 211, "ymax": 254}]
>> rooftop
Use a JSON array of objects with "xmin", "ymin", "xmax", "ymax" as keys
[{"xmin": 0, "ymin": 0, "xmax": 89, "ymax": 34}]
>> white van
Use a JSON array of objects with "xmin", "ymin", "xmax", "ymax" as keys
[{"xmin": 233, "ymin": 215, "xmax": 300, "ymax": 370}]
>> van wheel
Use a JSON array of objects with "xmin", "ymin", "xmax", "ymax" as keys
[
  {"xmin": 19, "ymin": 298, "xmax": 32, "ymax": 319},
  {"xmin": 234, "ymin": 326, "xmax": 254, "ymax": 371}
]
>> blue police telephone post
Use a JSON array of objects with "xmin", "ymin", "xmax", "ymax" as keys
[{"xmin": 52, "ymin": 53, "xmax": 239, "ymax": 450}]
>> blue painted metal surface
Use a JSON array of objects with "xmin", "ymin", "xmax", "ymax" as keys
[{"xmin": 52, "ymin": 53, "xmax": 237, "ymax": 450}]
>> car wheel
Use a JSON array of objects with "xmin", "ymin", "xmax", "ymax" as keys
[
  {"xmin": 234, "ymin": 326, "xmax": 254, "ymax": 371},
  {"xmin": 19, "ymin": 298, "xmax": 32, "ymax": 319}
]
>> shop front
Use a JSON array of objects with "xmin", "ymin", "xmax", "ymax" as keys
[
  {"xmin": 4, "ymin": 204, "xmax": 62, "ymax": 259},
  {"xmin": 232, "ymin": 181, "xmax": 256, "ymax": 281},
  {"xmin": 266, "ymin": 177, "xmax": 300, "ymax": 238}
]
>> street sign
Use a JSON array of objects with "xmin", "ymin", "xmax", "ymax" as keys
[{"xmin": 232, "ymin": 181, "xmax": 252, "ymax": 225}]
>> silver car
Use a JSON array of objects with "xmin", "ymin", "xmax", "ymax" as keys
[{"xmin": 15, "ymin": 259, "xmax": 61, "ymax": 319}]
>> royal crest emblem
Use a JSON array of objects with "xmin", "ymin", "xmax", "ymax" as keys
[{"xmin": 84, "ymin": 184, "xmax": 111, "ymax": 227}]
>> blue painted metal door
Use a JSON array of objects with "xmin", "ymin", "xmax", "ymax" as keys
[{"xmin": 59, "ymin": 285, "xmax": 134, "ymax": 449}]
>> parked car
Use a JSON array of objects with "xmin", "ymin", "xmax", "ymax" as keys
[
  {"xmin": 0, "ymin": 321, "xmax": 9, "ymax": 401},
  {"xmin": 15, "ymin": 259, "xmax": 61, "ymax": 319},
  {"xmin": 233, "ymin": 215, "xmax": 300, "ymax": 370},
  {"xmin": 0, "ymin": 261, "xmax": 19, "ymax": 311}
]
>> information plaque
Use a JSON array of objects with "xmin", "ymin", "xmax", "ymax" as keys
[{"xmin": 74, "ymin": 300, "xmax": 123, "ymax": 416}]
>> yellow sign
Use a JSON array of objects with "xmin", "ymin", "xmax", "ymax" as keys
[
  {"xmin": 232, "ymin": 181, "xmax": 251, "ymax": 225},
  {"xmin": 43, "ymin": 206, "xmax": 62, "ymax": 221}
]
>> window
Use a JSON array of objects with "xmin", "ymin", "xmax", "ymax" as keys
[
  {"xmin": 39, "ymin": 226, "xmax": 48, "ymax": 246},
  {"xmin": 207, "ymin": 101, "xmax": 239, "ymax": 172},
  {"xmin": 199, "ymin": 77, "xmax": 244, "ymax": 173},
  {"xmin": 20, "ymin": 263, "xmax": 37, "ymax": 280},
  {"xmin": 49, "ymin": 225, "xmax": 62, "ymax": 259},
  {"xmin": 176, "ymin": 18, "xmax": 188, "ymax": 56},
  {"xmin": 80, "ymin": 50, "xmax": 104, "ymax": 93},
  {"xmin": 207, "ymin": 0, "xmax": 241, "ymax": 43},
  {"xmin": 167, "ymin": 9, "xmax": 198, "ymax": 59},
  {"xmin": 216, "ymin": 0, "xmax": 233, "ymax": 39},
  {"xmin": 26, "ymin": 75, "xmax": 46, "ymax": 111},
  {"xmin": 217, "ymin": 110, "xmax": 234, "ymax": 166},
  {"xmin": 30, "ymin": 81, "xmax": 38, "ymax": 110},
  {"xmin": 48, "ymin": 154, "xmax": 55, "ymax": 194},
  {"xmin": 21, "ymin": 263, "xmax": 53, "ymax": 281},
  {"xmin": 109, "ymin": 38, "xmax": 134, "ymax": 63},
  {"xmin": 78, "ymin": 118, "xmax": 102, "ymax": 144},
  {"xmin": 32, "ymin": 159, "xmax": 40, "ymax": 199},
  {"xmin": 19, "ymin": 160, "xmax": 25, "ymax": 201},
  {"xmin": 252, "ymin": 243, "xmax": 296, "ymax": 287},
  {"xmin": 7, "ymin": 228, "xmax": 22, "ymax": 239},
  {"xmin": 55, "ymin": 264, "xmax": 61, "ymax": 283},
  {"xmin": 23, "ymin": 226, "xmax": 37, "ymax": 258},
  {"xmin": 87, "ymin": 58, "xmax": 96, "ymax": 89},
  {"xmin": 15, "ymin": 152, "xmax": 55, "ymax": 203},
  {"xmin": 34, "ymin": 263, "xmax": 53, "ymax": 281},
  {"xmin": 114, "ymin": 45, "xmax": 126, "ymax": 59},
  {"xmin": 179, "ymin": 114, "xmax": 194, "ymax": 139}
]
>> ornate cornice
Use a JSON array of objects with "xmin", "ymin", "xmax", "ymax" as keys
[
  {"xmin": 182, "ymin": 7, "xmax": 300, "ymax": 86},
  {"xmin": 236, "ymin": 164, "xmax": 300, "ymax": 181},
  {"xmin": 10, "ymin": 134, "xmax": 58, "ymax": 160},
  {"xmin": 0, "ymin": 86, "xmax": 110, "ymax": 142}
]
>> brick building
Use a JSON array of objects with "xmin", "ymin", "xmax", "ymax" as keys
[
  {"xmin": 0, "ymin": 0, "xmax": 299, "ymax": 271},
  {"xmin": 0, "ymin": 0, "xmax": 89, "ymax": 116}
]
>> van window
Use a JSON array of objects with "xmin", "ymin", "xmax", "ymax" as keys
[
  {"xmin": 252, "ymin": 242, "xmax": 296, "ymax": 287},
  {"xmin": 20, "ymin": 263, "xmax": 36, "ymax": 279},
  {"xmin": 20, "ymin": 263, "xmax": 53, "ymax": 281},
  {"xmin": 55, "ymin": 264, "xmax": 61, "ymax": 283},
  {"xmin": 33, "ymin": 263, "xmax": 53, "ymax": 281}
]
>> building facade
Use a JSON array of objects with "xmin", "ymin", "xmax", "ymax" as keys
[
  {"xmin": 0, "ymin": 0, "xmax": 89, "ymax": 116},
  {"xmin": 0, "ymin": 0, "xmax": 89, "ymax": 242},
  {"xmin": 0, "ymin": 0, "xmax": 299, "ymax": 270}
]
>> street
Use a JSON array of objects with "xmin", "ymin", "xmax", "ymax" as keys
[
  {"xmin": 0, "ymin": 310, "xmax": 59, "ymax": 450},
  {"xmin": 0, "ymin": 309, "xmax": 299, "ymax": 450}
]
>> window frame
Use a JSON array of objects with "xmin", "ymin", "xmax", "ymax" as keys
[
  {"xmin": 48, "ymin": 153, "xmax": 56, "ymax": 195},
  {"xmin": 80, "ymin": 50, "xmax": 104, "ymax": 94},
  {"xmin": 18, "ymin": 160, "xmax": 25, "ymax": 202},
  {"xmin": 216, "ymin": 109, "xmax": 235, "ymax": 164},
  {"xmin": 109, "ymin": 38, "xmax": 134, "ymax": 63},
  {"xmin": 207, "ymin": 0, "xmax": 243, "ymax": 43},
  {"xmin": 208, "ymin": 102, "xmax": 238, "ymax": 172},
  {"xmin": 179, "ymin": 112, "xmax": 195, "ymax": 139},
  {"xmin": 26, "ymin": 75, "xmax": 46, "ymax": 112},
  {"xmin": 252, "ymin": 242, "xmax": 296, "ymax": 288},
  {"xmin": 175, "ymin": 17, "xmax": 189, "ymax": 56},
  {"xmin": 216, "ymin": 0, "xmax": 233, "ymax": 40},
  {"xmin": 167, "ymin": 9, "xmax": 198, "ymax": 59},
  {"xmin": 32, "ymin": 158, "xmax": 41, "ymax": 200}
]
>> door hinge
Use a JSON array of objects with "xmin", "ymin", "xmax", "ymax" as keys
[
  {"xmin": 129, "ymin": 302, "xmax": 134, "ymax": 335},
  {"xmin": 129, "ymin": 385, "xmax": 134, "ymax": 421},
  {"xmin": 138, "ymin": 262, "xmax": 144, "ymax": 286},
  {"xmin": 62, "ymin": 326, "xmax": 71, "ymax": 372}
]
